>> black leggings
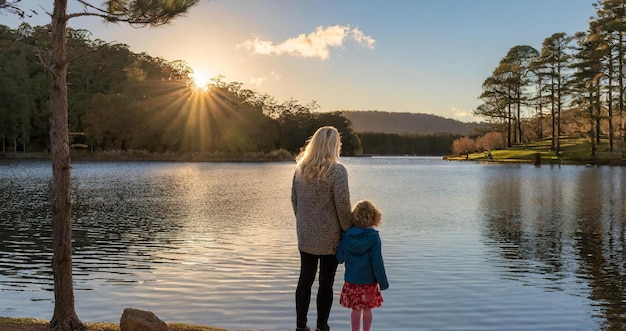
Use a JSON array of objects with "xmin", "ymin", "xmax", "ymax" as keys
[{"xmin": 295, "ymin": 251, "xmax": 339, "ymax": 329}]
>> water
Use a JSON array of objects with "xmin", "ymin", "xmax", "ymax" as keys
[{"xmin": 1, "ymin": 157, "xmax": 625, "ymax": 330}]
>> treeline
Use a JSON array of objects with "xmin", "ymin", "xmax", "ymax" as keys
[
  {"xmin": 0, "ymin": 23, "xmax": 469, "ymax": 158},
  {"xmin": 358, "ymin": 132, "xmax": 459, "ymax": 155},
  {"xmin": 342, "ymin": 110, "xmax": 486, "ymax": 136},
  {"xmin": 477, "ymin": 0, "xmax": 626, "ymax": 158},
  {"xmin": 0, "ymin": 23, "xmax": 365, "ymax": 156}
]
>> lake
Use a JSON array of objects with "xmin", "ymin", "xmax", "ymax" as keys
[{"xmin": 1, "ymin": 157, "xmax": 625, "ymax": 331}]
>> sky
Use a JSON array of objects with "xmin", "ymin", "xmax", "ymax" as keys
[{"xmin": 2, "ymin": 0, "xmax": 596, "ymax": 122}]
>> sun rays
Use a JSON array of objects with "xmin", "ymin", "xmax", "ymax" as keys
[
  {"xmin": 191, "ymin": 72, "xmax": 211, "ymax": 92},
  {"xmin": 137, "ymin": 77, "xmax": 267, "ymax": 155}
]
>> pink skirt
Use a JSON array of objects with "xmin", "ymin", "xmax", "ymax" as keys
[{"xmin": 339, "ymin": 282, "xmax": 383, "ymax": 310}]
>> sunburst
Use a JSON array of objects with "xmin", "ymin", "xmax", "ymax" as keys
[{"xmin": 191, "ymin": 72, "xmax": 211, "ymax": 92}]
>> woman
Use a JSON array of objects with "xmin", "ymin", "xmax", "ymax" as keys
[{"xmin": 291, "ymin": 126, "xmax": 352, "ymax": 331}]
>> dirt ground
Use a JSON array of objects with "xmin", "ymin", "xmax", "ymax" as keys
[
  {"xmin": 0, "ymin": 320, "xmax": 228, "ymax": 331},
  {"xmin": 0, "ymin": 324, "xmax": 116, "ymax": 331}
]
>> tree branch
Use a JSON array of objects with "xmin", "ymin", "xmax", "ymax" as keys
[
  {"xmin": 0, "ymin": 0, "xmax": 25, "ymax": 17},
  {"xmin": 66, "ymin": 41, "xmax": 113, "ymax": 64}
]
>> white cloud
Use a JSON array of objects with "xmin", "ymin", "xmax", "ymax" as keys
[
  {"xmin": 351, "ymin": 28, "xmax": 375, "ymax": 49},
  {"xmin": 250, "ymin": 71, "xmax": 281, "ymax": 87},
  {"xmin": 238, "ymin": 25, "xmax": 375, "ymax": 60},
  {"xmin": 451, "ymin": 106, "xmax": 475, "ymax": 119}
]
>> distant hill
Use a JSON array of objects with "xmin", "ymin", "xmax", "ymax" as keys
[{"xmin": 341, "ymin": 110, "xmax": 488, "ymax": 136}]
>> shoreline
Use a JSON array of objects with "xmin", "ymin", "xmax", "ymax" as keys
[
  {"xmin": 0, "ymin": 150, "xmax": 295, "ymax": 163},
  {"xmin": 0, "ymin": 317, "xmax": 237, "ymax": 331}
]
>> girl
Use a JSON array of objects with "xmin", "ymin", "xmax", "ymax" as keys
[{"xmin": 337, "ymin": 200, "xmax": 389, "ymax": 331}]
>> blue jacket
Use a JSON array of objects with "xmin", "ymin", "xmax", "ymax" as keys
[{"xmin": 336, "ymin": 227, "xmax": 389, "ymax": 290}]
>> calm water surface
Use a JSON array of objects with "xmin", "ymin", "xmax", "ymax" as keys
[{"xmin": 1, "ymin": 157, "xmax": 625, "ymax": 330}]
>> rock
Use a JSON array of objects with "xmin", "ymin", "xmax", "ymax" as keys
[{"xmin": 120, "ymin": 308, "xmax": 168, "ymax": 331}]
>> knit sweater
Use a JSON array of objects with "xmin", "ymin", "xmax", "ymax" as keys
[{"xmin": 291, "ymin": 162, "xmax": 352, "ymax": 255}]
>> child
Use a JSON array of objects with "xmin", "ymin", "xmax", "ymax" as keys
[{"xmin": 337, "ymin": 200, "xmax": 389, "ymax": 331}]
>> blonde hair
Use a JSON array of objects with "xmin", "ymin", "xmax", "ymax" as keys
[
  {"xmin": 351, "ymin": 200, "xmax": 382, "ymax": 228},
  {"xmin": 295, "ymin": 126, "xmax": 342, "ymax": 182}
]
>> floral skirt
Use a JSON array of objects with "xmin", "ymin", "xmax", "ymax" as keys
[{"xmin": 339, "ymin": 282, "xmax": 383, "ymax": 310}]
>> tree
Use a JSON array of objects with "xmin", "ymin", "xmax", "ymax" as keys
[
  {"xmin": 476, "ymin": 76, "xmax": 508, "ymax": 141},
  {"xmin": 452, "ymin": 136, "xmax": 477, "ymax": 159},
  {"xmin": 478, "ymin": 65, "xmax": 514, "ymax": 146},
  {"xmin": 594, "ymin": 0, "xmax": 626, "ymax": 154},
  {"xmin": 571, "ymin": 26, "xmax": 605, "ymax": 157},
  {"xmin": 501, "ymin": 45, "xmax": 540, "ymax": 144},
  {"xmin": 529, "ymin": 62, "xmax": 546, "ymax": 140},
  {"xmin": 2, "ymin": 1, "xmax": 200, "ymax": 330},
  {"xmin": 476, "ymin": 131, "xmax": 506, "ymax": 152},
  {"xmin": 538, "ymin": 33, "xmax": 574, "ymax": 154},
  {"xmin": 0, "ymin": 0, "xmax": 25, "ymax": 16},
  {"xmin": 477, "ymin": 46, "xmax": 539, "ymax": 147}
]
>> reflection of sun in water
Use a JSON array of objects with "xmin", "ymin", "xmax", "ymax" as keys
[{"xmin": 191, "ymin": 72, "xmax": 211, "ymax": 91}]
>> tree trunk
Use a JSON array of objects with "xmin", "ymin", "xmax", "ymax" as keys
[
  {"xmin": 49, "ymin": 1, "xmax": 85, "ymax": 330},
  {"xmin": 550, "ymin": 83, "xmax": 556, "ymax": 150},
  {"xmin": 608, "ymin": 53, "xmax": 614, "ymax": 152},
  {"xmin": 507, "ymin": 103, "xmax": 512, "ymax": 147},
  {"xmin": 617, "ymin": 33, "xmax": 626, "ymax": 159}
]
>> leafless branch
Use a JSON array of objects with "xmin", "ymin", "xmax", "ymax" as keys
[{"xmin": 32, "ymin": 46, "xmax": 53, "ymax": 75}]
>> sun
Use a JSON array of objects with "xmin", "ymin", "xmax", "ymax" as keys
[{"xmin": 191, "ymin": 72, "xmax": 211, "ymax": 91}]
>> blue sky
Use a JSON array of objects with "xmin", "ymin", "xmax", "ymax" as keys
[{"xmin": 3, "ymin": 0, "xmax": 595, "ymax": 122}]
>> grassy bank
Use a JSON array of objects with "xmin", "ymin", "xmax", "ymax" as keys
[
  {"xmin": 0, "ymin": 317, "xmax": 256, "ymax": 331},
  {"xmin": 446, "ymin": 136, "xmax": 626, "ymax": 166}
]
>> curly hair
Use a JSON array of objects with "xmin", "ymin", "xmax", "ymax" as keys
[{"xmin": 351, "ymin": 200, "xmax": 381, "ymax": 228}]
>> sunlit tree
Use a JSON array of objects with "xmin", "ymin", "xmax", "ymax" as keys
[
  {"xmin": 478, "ymin": 61, "xmax": 517, "ymax": 146},
  {"xmin": 537, "ymin": 33, "xmax": 574, "ymax": 153},
  {"xmin": 476, "ymin": 131, "xmax": 505, "ymax": 152},
  {"xmin": 452, "ymin": 136, "xmax": 477, "ymax": 159},
  {"xmin": 593, "ymin": 0, "xmax": 626, "ymax": 154},
  {"xmin": 571, "ymin": 26, "xmax": 605, "ymax": 157}
]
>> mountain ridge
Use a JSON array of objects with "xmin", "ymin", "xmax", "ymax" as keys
[{"xmin": 340, "ymin": 110, "xmax": 487, "ymax": 136}]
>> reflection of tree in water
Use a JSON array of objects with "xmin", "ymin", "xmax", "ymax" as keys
[
  {"xmin": 1, "ymin": 162, "xmax": 294, "ymax": 293},
  {"xmin": 68, "ymin": 165, "xmax": 203, "ymax": 288},
  {"xmin": 0, "ymin": 174, "xmax": 54, "ymax": 291},
  {"xmin": 480, "ymin": 167, "xmax": 569, "ymax": 280},
  {"xmin": 0, "ymin": 164, "xmax": 188, "ymax": 291},
  {"xmin": 574, "ymin": 168, "xmax": 626, "ymax": 331},
  {"xmin": 479, "ymin": 166, "xmax": 626, "ymax": 330}
]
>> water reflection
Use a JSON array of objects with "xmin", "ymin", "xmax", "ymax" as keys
[
  {"xmin": 479, "ymin": 165, "xmax": 626, "ymax": 330},
  {"xmin": 2, "ymin": 159, "xmax": 626, "ymax": 330},
  {"xmin": 0, "ymin": 162, "xmax": 54, "ymax": 293},
  {"xmin": 574, "ymin": 168, "xmax": 626, "ymax": 331}
]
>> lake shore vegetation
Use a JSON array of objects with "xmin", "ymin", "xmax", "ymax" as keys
[{"xmin": 447, "ymin": 135, "xmax": 626, "ymax": 166}]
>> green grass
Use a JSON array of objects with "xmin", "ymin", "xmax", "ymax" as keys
[{"xmin": 449, "ymin": 136, "xmax": 626, "ymax": 166}]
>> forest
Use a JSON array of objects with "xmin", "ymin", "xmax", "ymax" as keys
[
  {"xmin": 476, "ymin": 0, "xmax": 626, "ymax": 160},
  {"xmin": 0, "ymin": 23, "xmax": 362, "ymax": 157},
  {"xmin": 0, "ymin": 23, "xmax": 468, "ymax": 159},
  {"xmin": 5, "ymin": 1, "xmax": 626, "ymax": 160}
]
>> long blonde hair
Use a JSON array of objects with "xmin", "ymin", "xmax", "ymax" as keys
[{"xmin": 295, "ymin": 126, "xmax": 342, "ymax": 182}]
